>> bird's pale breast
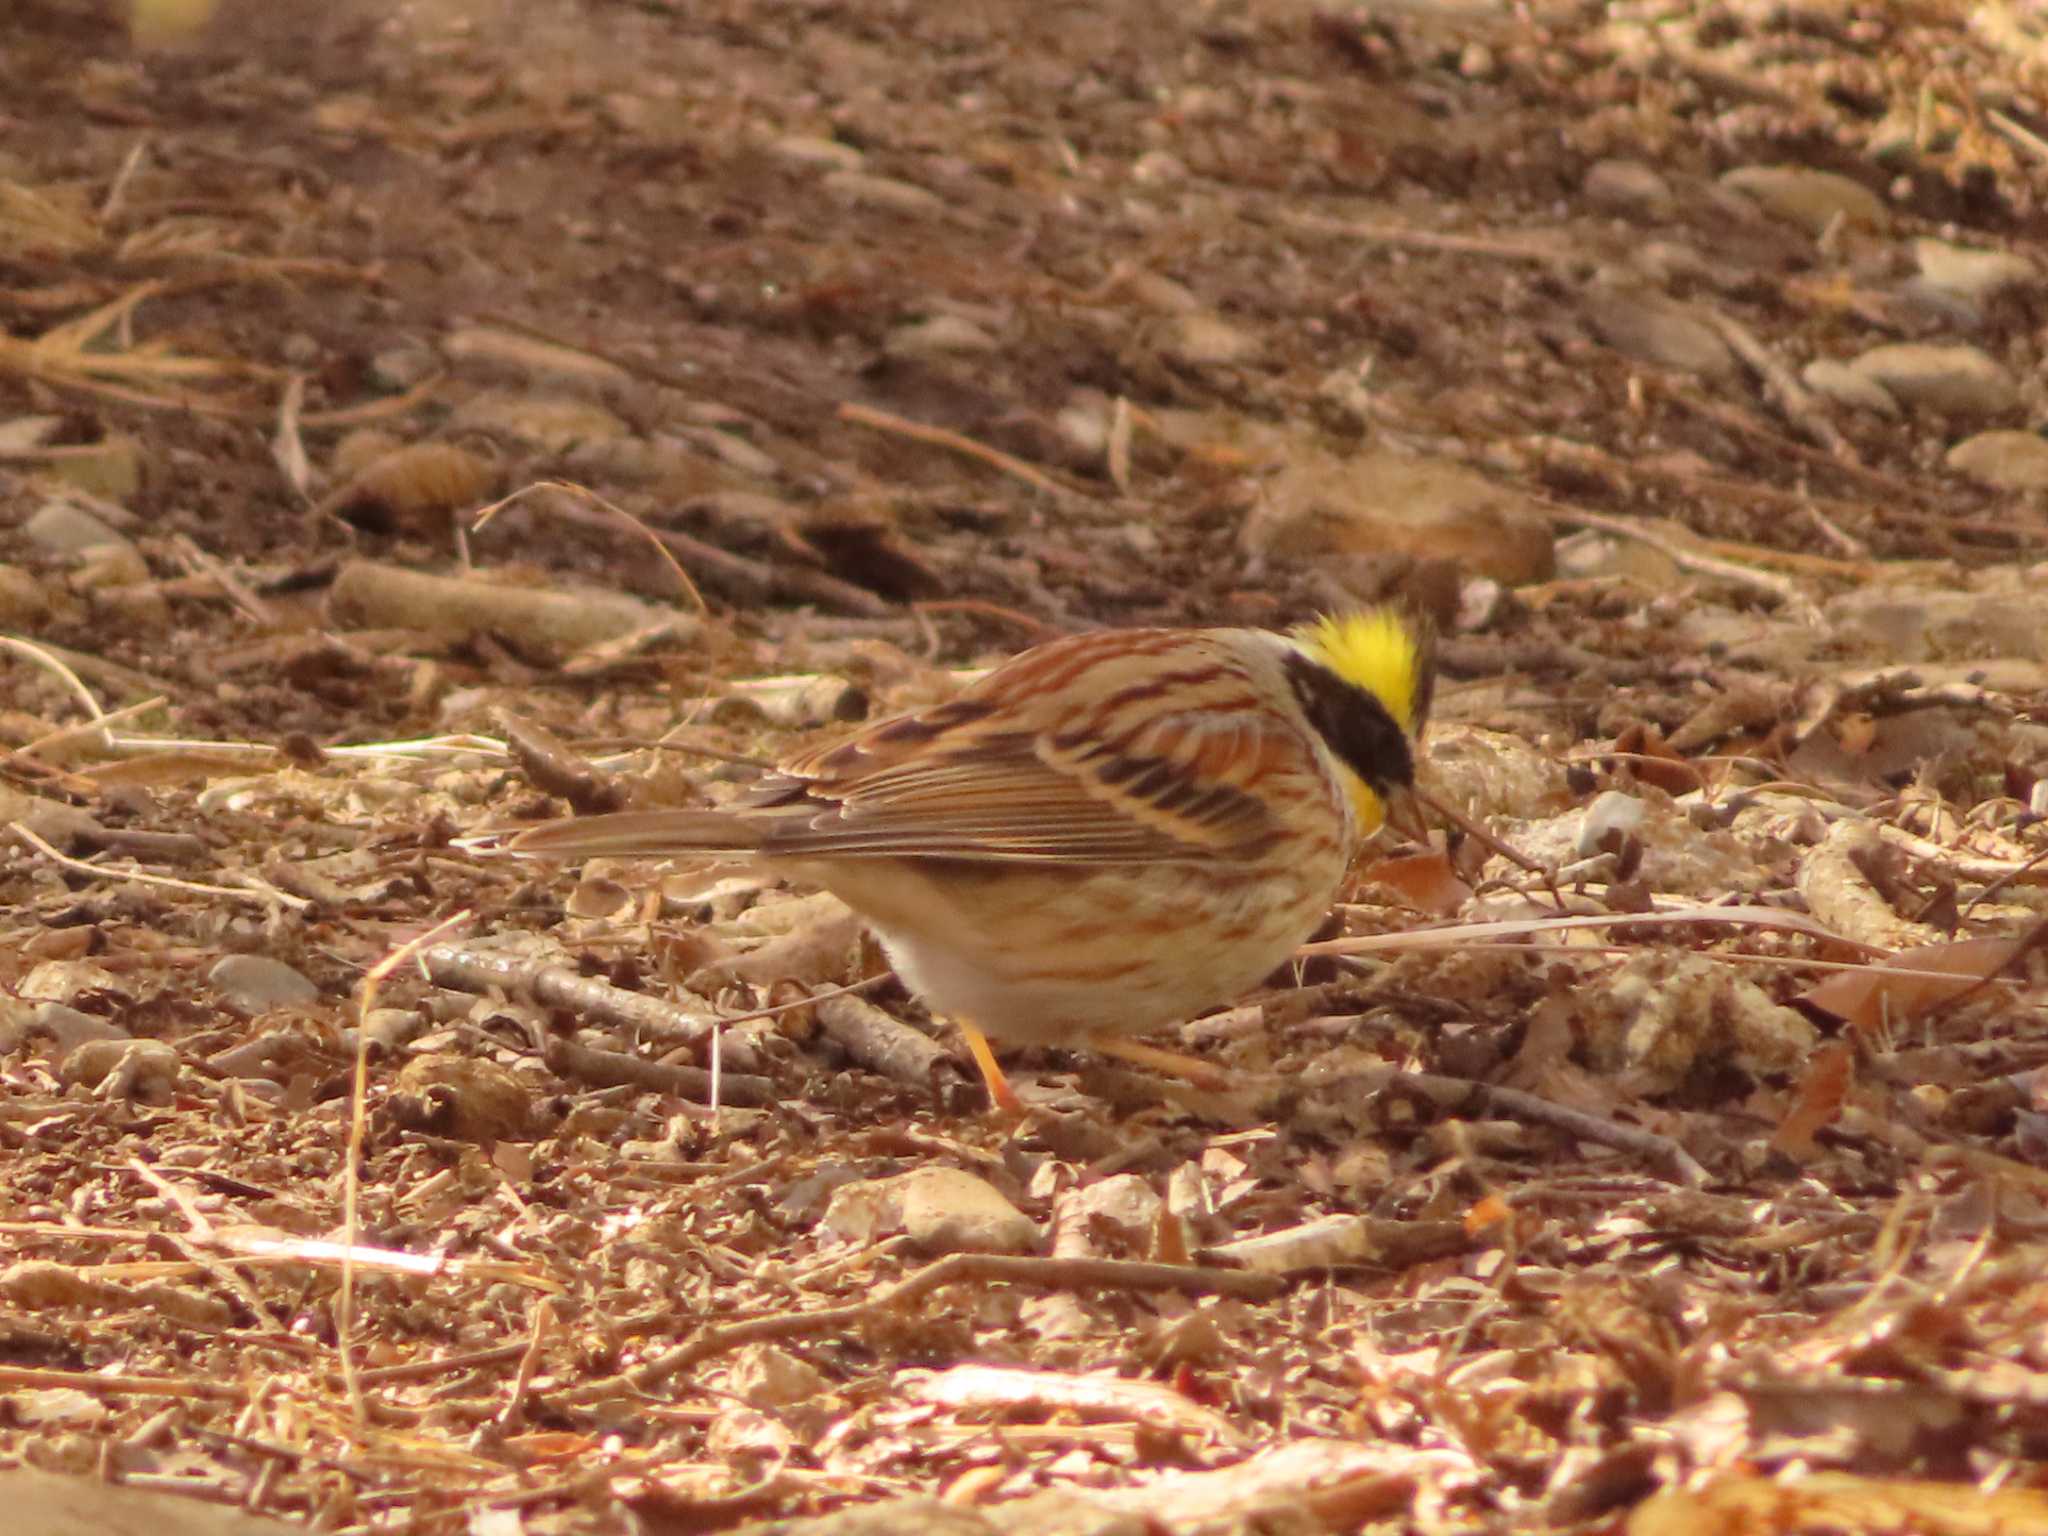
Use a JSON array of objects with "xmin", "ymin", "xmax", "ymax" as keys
[{"xmin": 785, "ymin": 801, "xmax": 1349, "ymax": 1047}]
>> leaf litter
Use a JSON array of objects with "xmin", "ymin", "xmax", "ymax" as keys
[{"xmin": 3, "ymin": 1, "xmax": 2048, "ymax": 1533}]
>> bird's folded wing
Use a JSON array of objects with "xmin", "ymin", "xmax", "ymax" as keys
[{"xmin": 763, "ymin": 708, "xmax": 1308, "ymax": 863}]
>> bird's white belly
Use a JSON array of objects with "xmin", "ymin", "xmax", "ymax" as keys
[{"xmin": 816, "ymin": 853, "xmax": 1343, "ymax": 1048}]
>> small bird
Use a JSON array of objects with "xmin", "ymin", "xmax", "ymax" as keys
[{"xmin": 506, "ymin": 611, "xmax": 1433, "ymax": 1110}]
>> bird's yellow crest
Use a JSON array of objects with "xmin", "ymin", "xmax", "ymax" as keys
[{"xmin": 1296, "ymin": 608, "xmax": 1432, "ymax": 736}]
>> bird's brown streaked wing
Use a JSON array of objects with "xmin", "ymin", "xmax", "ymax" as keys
[
  {"xmin": 739, "ymin": 629, "xmax": 1318, "ymax": 863},
  {"xmin": 772, "ymin": 627, "xmax": 1224, "ymax": 794},
  {"xmin": 753, "ymin": 705, "xmax": 1310, "ymax": 863},
  {"xmin": 508, "ymin": 630, "xmax": 1325, "ymax": 866}
]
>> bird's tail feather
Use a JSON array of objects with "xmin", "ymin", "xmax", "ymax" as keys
[{"xmin": 503, "ymin": 809, "xmax": 763, "ymax": 859}]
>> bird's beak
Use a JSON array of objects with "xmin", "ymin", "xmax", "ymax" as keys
[{"xmin": 1381, "ymin": 782, "xmax": 1432, "ymax": 846}]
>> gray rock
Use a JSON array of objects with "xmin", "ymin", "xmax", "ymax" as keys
[
  {"xmin": 1846, "ymin": 343, "xmax": 2019, "ymax": 418},
  {"xmin": 1587, "ymin": 290, "xmax": 1736, "ymax": 377},
  {"xmin": 821, "ymin": 171, "xmax": 943, "ymax": 215},
  {"xmin": 1946, "ymin": 430, "xmax": 2048, "ymax": 490},
  {"xmin": 1161, "ymin": 312, "xmax": 1261, "ymax": 369},
  {"xmin": 821, "ymin": 1167, "xmax": 1037, "ymax": 1254},
  {"xmin": 1584, "ymin": 158, "xmax": 1674, "ymax": 218},
  {"xmin": 1827, "ymin": 588, "xmax": 2048, "ymax": 662},
  {"xmin": 770, "ymin": 134, "xmax": 865, "ymax": 173},
  {"xmin": 61, "ymin": 1038, "xmax": 179, "ymax": 1102},
  {"xmin": 208, "ymin": 954, "xmax": 319, "ymax": 1013},
  {"xmin": 1241, "ymin": 444, "xmax": 1555, "ymax": 587},
  {"xmin": 24, "ymin": 500, "xmax": 131, "ymax": 556},
  {"xmin": 1630, "ymin": 239, "xmax": 1714, "ymax": 288},
  {"xmin": 705, "ymin": 428, "xmax": 786, "ymax": 479},
  {"xmin": 43, "ymin": 436, "xmax": 144, "ymax": 501},
  {"xmin": 727, "ymin": 1343, "xmax": 830, "ymax": 1408},
  {"xmin": 31, "ymin": 1003, "xmax": 130, "ymax": 1060},
  {"xmin": 1576, "ymin": 790, "xmax": 1650, "ymax": 858},
  {"xmin": 1894, "ymin": 277, "xmax": 1988, "ymax": 330},
  {"xmin": 1801, "ymin": 358, "xmax": 1900, "ymax": 418},
  {"xmin": 0, "ymin": 414, "xmax": 63, "ymax": 453},
  {"xmin": 442, "ymin": 326, "xmax": 629, "ymax": 389},
  {"xmin": 1914, "ymin": 239, "xmax": 2035, "ymax": 306},
  {"xmin": 1719, "ymin": 165, "xmax": 1887, "ymax": 235},
  {"xmin": 884, "ymin": 314, "xmax": 999, "ymax": 358}
]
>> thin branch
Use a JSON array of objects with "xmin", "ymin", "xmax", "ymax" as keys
[
  {"xmin": 9, "ymin": 820, "xmax": 312, "ymax": 910},
  {"xmin": 839, "ymin": 400, "xmax": 1090, "ymax": 504},
  {"xmin": 558, "ymin": 1253, "xmax": 1283, "ymax": 1404}
]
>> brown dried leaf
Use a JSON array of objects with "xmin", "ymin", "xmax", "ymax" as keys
[
  {"xmin": 1800, "ymin": 935, "xmax": 2028, "ymax": 1035},
  {"xmin": 1358, "ymin": 848, "xmax": 1472, "ymax": 915},
  {"xmin": 1770, "ymin": 1041, "xmax": 1854, "ymax": 1160}
]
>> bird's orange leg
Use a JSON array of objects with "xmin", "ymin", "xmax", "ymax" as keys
[{"xmin": 953, "ymin": 1019, "xmax": 1023, "ymax": 1115}]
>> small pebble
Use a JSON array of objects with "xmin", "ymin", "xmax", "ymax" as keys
[
  {"xmin": 1801, "ymin": 358, "xmax": 1899, "ymax": 418},
  {"xmin": 43, "ymin": 436, "xmax": 145, "ymax": 502},
  {"xmin": 24, "ymin": 501, "xmax": 133, "ymax": 557},
  {"xmin": 1576, "ymin": 790, "xmax": 1649, "ymax": 858},
  {"xmin": 1586, "ymin": 289, "xmax": 1735, "ymax": 377},
  {"xmin": 884, "ymin": 314, "xmax": 999, "ymax": 358},
  {"xmin": 442, "ymin": 326, "xmax": 631, "ymax": 388},
  {"xmin": 821, "ymin": 171, "xmax": 944, "ymax": 215},
  {"xmin": 62, "ymin": 1038, "xmax": 179, "ymax": 1102},
  {"xmin": 770, "ymin": 134, "xmax": 865, "ymax": 173},
  {"xmin": 1945, "ymin": 430, "xmax": 2048, "ymax": 491},
  {"xmin": 208, "ymin": 954, "xmax": 319, "ymax": 1013},
  {"xmin": 1162, "ymin": 312, "xmax": 1261, "ymax": 369},
  {"xmin": 1719, "ymin": 164, "xmax": 1887, "ymax": 235},
  {"xmin": 1913, "ymin": 238, "xmax": 2035, "ymax": 306},
  {"xmin": 31, "ymin": 1003, "xmax": 130, "ymax": 1061},
  {"xmin": 1846, "ymin": 343, "xmax": 2018, "ymax": 419},
  {"xmin": 822, "ymin": 1167, "xmax": 1037, "ymax": 1254},
  {"xmin": 1583, "ymin": 159, "xmax": 1673, "ymax": 218},
  {"xmin": 727, "ymin": 1344, "xmax": 830, "ymax": 1408}
]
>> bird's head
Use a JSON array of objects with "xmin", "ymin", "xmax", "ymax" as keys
[{"xmin": 1285, "ymin": 607, "xmax": 1435, "ymax": 838}]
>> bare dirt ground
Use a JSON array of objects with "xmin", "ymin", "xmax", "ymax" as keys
[{"xmin": 4, "ymin": 0, "xmax": 2048, "ymax": 1532}]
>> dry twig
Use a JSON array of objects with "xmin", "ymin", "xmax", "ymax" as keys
[
  {"xmin": 558, "ymin": 1253, "xmax": 1285, "ymax": 1405},
  {"xmin": 839, "ymin": 400, "xmax": 1090, "ymax": 504}
]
